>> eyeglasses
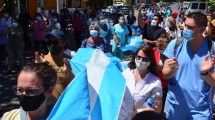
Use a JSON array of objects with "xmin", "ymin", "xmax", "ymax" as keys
[
  {"xmin": 13, "ymin": 87, "xmax": 44, "ymax": 96},
  {"xmin": 136, "ymin": 55, "xmax": 149, "ymax": 62}
]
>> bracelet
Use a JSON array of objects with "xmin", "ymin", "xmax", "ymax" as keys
[{"xmin": 200, "ymin": 72, "xmax": 208, "ymax": 76}]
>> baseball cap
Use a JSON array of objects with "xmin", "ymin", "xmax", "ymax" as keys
[
  {"xmin": 172, "ymin": 11, "xmax": 178, "ymax": 16},
  {"xmin": 46, "ymin": 30, "xmax": 65, "ymax": 40}
]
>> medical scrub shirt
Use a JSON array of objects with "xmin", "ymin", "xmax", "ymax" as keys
[
  {"xmin": 164, "ymin": 38, "xmax": 215, "ymax": 120},
  {"xmin": 113, "ymin": 24, "xmax": 129, "ymax": 46}
]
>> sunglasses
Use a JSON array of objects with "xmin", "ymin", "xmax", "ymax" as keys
[
  {"xmin": 14, "ymin": 87, "xmax": 44, "ymax": 96},
  {"xmin": 136, "ymin": 56, "xmax": 149, "ymax": 62}
]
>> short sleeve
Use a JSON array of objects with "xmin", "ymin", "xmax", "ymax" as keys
[{"xmin": 163, "ymin": 39, "xmax": 177, "ymax": 59}]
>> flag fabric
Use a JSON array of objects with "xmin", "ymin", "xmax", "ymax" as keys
[
  {"xmin": 120, "ymin": 36, "xmax": 146, "ymax": 52},
  {"xmin": 48, "ymin": 48, "xmax": 126, "ymax": 120}
]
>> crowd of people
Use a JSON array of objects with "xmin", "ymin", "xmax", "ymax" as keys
[{"xmin": 1, "ymin": 2, "xmax": 215, "ymax": 120}]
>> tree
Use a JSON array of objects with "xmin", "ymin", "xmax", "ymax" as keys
[{"xmin": 206, "ymin": 0, "xmax": 215, "ymax": 11}]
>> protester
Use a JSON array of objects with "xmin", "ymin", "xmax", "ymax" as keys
[
  {"xmin": 162, "ymin": 12, "xmax": 215, "ymax": 119},
  {"xmin": 3, "ymin": 18, "xmax": 24, "ymax": 74},
  {"xmin": 2, "ymin": 63, "xmax": 57, "ymax": 120},
  {"xmin": 35, "ymin": 30, "xmax": 74, "ymax": 103},
  {"xmin": 81, "ymin": 23, "xmax": 108, "ymax": 53},
  {"xmin": 165, "ymin": 17, "xmax": 181, "ymax": 41},
  {"xmin": 72, "ymin": 11, "xmax": 83, "ymax": 50},
  {"xmin": 113, "ymin": 15, "xmax": 129, "ymax": 60},
  {"xmin": 31, "ymin": 13, "xmax": 48, "ymax": 54},
  {"xmin": 60, "ymin": 4, "xmax": 69, "ymax": 35},
  {"xmin": 153, "ymin": 35, "xmax": 170, "ymax": 114},
  {"xmin": 96, "ymin": 16, "xmax": 113, "ymax": 52},
  {"xmin": 0, "ymin": 15, "xmax": 9, "ymax": 70},
  {"xmin": 140, "ymin": 13, "xmax": 166, "ymax": 47},
  {"xmin": 119, "ymin": 46, "xmax": 162, "ymax": 119},
  {"xmin": 127, "ymin": 9, "xmax": 136, "ymax": 26},
  {"xmin": 47, "ymin": 13, "xmax": 61, "ymax": 32},
  {"xmin": 18, "ymin": 8, "xmax": 32, "ymax": 49}
]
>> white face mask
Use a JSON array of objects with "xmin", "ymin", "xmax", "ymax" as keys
[
  {"xmin": 135, "ymin": 59, "xmax": 150, "ymax": 70},
  {"xmin": 151, "ymin": 20, "xmax": 157, "ymax": 27}
]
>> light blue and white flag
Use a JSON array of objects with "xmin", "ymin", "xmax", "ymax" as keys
[
  {"xmin": 120, "ymin": 36, "xmax": 146, "ymax": 52},
  {"xmin": 48, "ymin": 48, "xmax": 126, "ymax": 120}
]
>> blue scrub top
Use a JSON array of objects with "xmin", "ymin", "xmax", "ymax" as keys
[
  {"xmin": 99, "ymin": 23, "xmax": 113, "ymax": 42},
  {"xmin": 113, "ymin": 24, "xmax": 129, "ymax": 46},
  {"xmin": 164, "ymin": 38, "xmax": 214, "ymax": 111}
]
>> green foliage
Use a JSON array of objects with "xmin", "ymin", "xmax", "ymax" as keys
[{"xmin": 206, "ymin": 0, "xmax": 215, "ymax": 10}]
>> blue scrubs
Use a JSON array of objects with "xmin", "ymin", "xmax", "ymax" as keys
[
  {"xmin": 99, "ymin": 23, "xmax": 113, "ymax": 52},
  {"xmin": 112, "ymin": 24, "xmax": 129, "ymax": 60},
  {"xmin": 164, "ymin": 38, "xmax": 215, "ymax": 120}
]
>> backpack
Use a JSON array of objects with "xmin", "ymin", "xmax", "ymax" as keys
[{"xmin": 174, "ymin": 37, "xmax": 214, "ymax": 55}]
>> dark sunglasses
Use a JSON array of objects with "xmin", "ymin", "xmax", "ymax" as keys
[{"xmin": 136, "ymin": 56, "xmax": 149, "ymax": 62}]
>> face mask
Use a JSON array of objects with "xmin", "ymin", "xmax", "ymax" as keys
[
  {"xmin": 49, "ymin": 45, "xmax": 63, "ymax": 56},
  {"xmin": 36, "ymin": 16, "xmax": 42, "ymax": 21},
  {"xmin": 142, "ymin": 16, "xmax": 146, "ymax": 20},
  {"xmin": 158, "ymin": 49, "xmax": 165, "ymax": 54},
  {"xmin": 90, "ymin": 30, "xmax": 98, "ymax": 37},
  {"xmin": 119, "ymin": 20, "xmax": 124, "ymax": 24},
  {"xmin": 135, "ymin": 59, "xmax": 150, "ymax": 70},
  {"xmin": 12, "ymin": 22, "xmax": 18, "ymax": 27},
  {"xmin": 52, "ymin": 18, "xmax": 57, "ymax": 23},
  {"xmin": 4, "ymin": 14, "xmax": 8, "ymax": 17},
  {"xmin": 183, "ymin": 28, "xmax": 194, "ymax": 41},
  {"xmin": 151, "ymin": 20, "xmax": 157, "ymax": 27},
  {"xmin": 129, "ymin": 13, "xmax": 132, "ymax": 15},
  {"xmin": 16, "ymin": 91, "xmax": 46, "ymax": 111},
  {"xmin": 100, "ymin": 20, "xmax": 105, "ymax": 25},
  {"xmin": 51, "ymin": 9, "xmax": 55, "ymax": 13}
]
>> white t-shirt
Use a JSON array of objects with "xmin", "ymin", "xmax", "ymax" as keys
[{"xmin": 119, "ymin": 68, "xmax": 162, "ymax": 120}]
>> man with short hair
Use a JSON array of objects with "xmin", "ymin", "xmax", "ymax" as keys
[
  {"xmin": 140, "ymin": 13, "xmax": 166, "ymax": 47},
  {"xmin": 162, "ymin": 12, "xmax": 215, "ymax": 120}
]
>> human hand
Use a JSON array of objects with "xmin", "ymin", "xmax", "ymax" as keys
[
  {"xmin": 35, "ymin": 51, "xmax": 47, "ymax": 63},
  {"xmin": 62, "ymin": 58, "xmax": 72, "ymax": 77},
  {"xmin": 117, "ymin": 44, "xmax": 121, "ymax": 48},
  {"xmin": 167, "ymin": 57, "xmax": 178, "ymax": 70},
  {"xmin": 200, "ymin": 55, "xmax": 215, "ymax": 74}
]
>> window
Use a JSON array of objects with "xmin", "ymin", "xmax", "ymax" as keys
[
  {"xmin": 199, "ymin": 3, "xmax": 206, "ymax": 10},
  {"xmin": 191, "ymin": 3, "xmax": 198, "ymax": 9}
]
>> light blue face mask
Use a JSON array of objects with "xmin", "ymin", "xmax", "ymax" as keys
[
  {"xmin": 183, "ymin": 28, "xmax": 194, "ymax": 41},
  {"xmin": 90, "ymin": 30, "xmax": 98, "ymax": 37},
  {"xmin": 52, "ymin": 18, "xmax": 57, "ymax": 23},
  {"xmin": 100, "ymin": 20, "xmax": 105, "ymax": 25},
  {"xmin": 12, "ymin": 22, "xmax": 18, "ymax": 27},
  {"xmin": 119, "ymin": 20, "xmax": 124, "ymax": 24},
  {"xmin": 36, "ymin": 16, "xmax": 42, "ymax": 21}
]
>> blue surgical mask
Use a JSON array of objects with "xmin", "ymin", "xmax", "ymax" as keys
[
  {"xmin": 36, "ymin": 16, "xmax": 42, "ymax": 21},
  {"xmin": 183, "ymin": 28, "xmax": 194, "ymax": 41},
  {"xmin": 100, "ymin": 20, "xmax": 105, "ymax": 25},
  {"xmin": 90, "ymin": 30, "xmax": 98, "ymax": 37},
  {"xmin": 52, "ymin": 18, "xmax": 57, "ymax": 23},
  {"xmin": 119, "ymin": 20, "xmax": 124, "ymax": 24},
  {"xmin": 12, "ymin": 22, "xmax": 18, "ymax": 27}
]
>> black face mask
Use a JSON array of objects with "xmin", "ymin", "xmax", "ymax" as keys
[
  {"xmin": 49, "ymin": 45, "xmax": 63, "ymax": 56},
  {"xmin": 16, "ymin": 91, "xmax": 46, "ymax": 111}
]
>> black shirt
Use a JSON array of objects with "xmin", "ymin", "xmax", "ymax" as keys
[{"xmin": 142, "ymin": 24, "xmax": 166, "ymax": 42}]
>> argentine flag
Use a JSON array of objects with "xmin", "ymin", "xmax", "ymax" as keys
[{"xmin": 48, "ymin": 48, "xmax": 126, "ymax": 120}]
